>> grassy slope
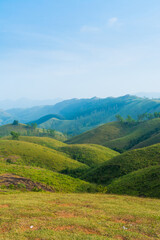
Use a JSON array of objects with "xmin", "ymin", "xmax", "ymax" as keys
[
  {"xmin": 108, "ymin": 165, "xmax": 160, "ymax": 198},
  {"xmin": 0, "ymin": 140, "xmax": 87, "ymax": 172},
  {"xmin": 0, "ymin": 193, "xmax": 159, "ymax": 240},
  {"xmin": 105, "ymin": 118, "xmax": 160, "ymax": 151},
  {"xmin": 67, "ymin": 119, "xmax": 160, "ymax": 151},
  {"xmin": 66, "ymin": 121, "xmax": 133, "ymax": 145},
  {"xmin": 0, "ymin": 163, "xmax": 96, "ymax": 193},
  {"xmin": 83, "ymin": 144, "xmax": 160, "ymax": 185},
  {"xmin": 132, "ymin": 132, "xmax": 160, "ymax": 149},
  {"xmin": 59, "ymin": 144, "xmax": 119, "ymax": 167},
  {"xmin": 0, "ymin": 123, "xmax": 66, "ymax": 141},
  {"xmin": 19, "ymin": 136, "xmax": 67, "ymax": 150},
  {"xmin": 16, "ymin": 136, "xmax": 119, "ymax": 168}
]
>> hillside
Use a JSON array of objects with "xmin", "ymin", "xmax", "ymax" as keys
[
  {"xmin": 0, "ymin": 140, "xmax": 87, "ymax": 172},
  {"xmin": 19, "ymin": 136, "xmax": 67, "ymax": 150},
  {"xmin": 1, "ymin": 95, "xmax": 160, "ymax": 136},
  {"xmin": 0, "ymin": 123, "xmax": 66, "ymax": 141},
  {"xmin": 0, "ymin": 162, "xmax": 96, "ymax": 193},
  {"xmin": 59, "ymin": 144, "xmax": 119, "ymax": 167},
  {"xmin": 83, "ymin": 144, "xmax": 160, "ymax": 185},
  {"xmin": 108, "ymin": 165, "xmax": 160, "ymax": 198},
  {"xmin": 67, "ymin": 118, "xmax": 160, "ymax": 151},
  {"xmin": 13, "ymin": 136, "xmax": 118, "ymax": 168}
]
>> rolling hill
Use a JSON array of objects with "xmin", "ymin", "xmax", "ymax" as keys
[
  {"xmin": 83, "ymin": 144, "xmax": 160, "ymax": 185},
  {"xmin": 0, "ymin": 140, "xmax": 87, "ymax": 172},
  {"xmin": 0, "ymin": 162, "xmax": 96, "ymax": 193},
  {"xmin": 59, "ymin": 144, "xmax": 119, "ymax": 167},
  {"xmin": 67, "ymin": 118, "xmax": 160, "ymax": 151}
]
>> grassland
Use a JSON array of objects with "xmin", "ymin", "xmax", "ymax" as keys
[
  {"xmin": 83, "ymin": 143, "xmax": 160, "ymax": 185},
  {"xmin": 0, "ymin": 139, "xmax": 87, "ymax": 172},
  {"xmin": 0, "ymin": 192, "xmax": 159, "ymax": 240},
  {"xmin": 67, "ymin": 119, "xmax": 160, "ymax": 152}
]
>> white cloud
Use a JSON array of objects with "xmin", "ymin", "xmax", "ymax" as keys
[
  {"xmin": 80, "ymin": 25, "xmax": 100, "ymax": 33},
  {"xmin": 108, "ymin": 17, "xmax": 118, "ymax": 27}
]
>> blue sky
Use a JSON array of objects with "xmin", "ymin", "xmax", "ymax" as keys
[{"xmin": 0, "ymin": 0, "xmax": 160, "ymax": 100}]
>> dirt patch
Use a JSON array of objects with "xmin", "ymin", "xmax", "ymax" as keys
[
  {"xmin": 0, "ymin": 204, "xmax": 9, "ymax": 208},
  {"xmin": 113, "ymin": 215, "xmax": 143, "ymax": 225},
  {"xmin": 55, "ymin": 211, "xmax": 77, "ymax": 218},
  {"xmin": 59, "ymin": 203, "xmax": 75, "ymax": 207},
  {"xmin": 115, "ymin": 236, "xmax": 128, "ymax": 240},
  {"xmin": 0, "ymin": 173, "xmax": 54, "ymax": 192}
]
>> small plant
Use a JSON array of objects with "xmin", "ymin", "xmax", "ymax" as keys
[
  {"xmin": 17, "ymin": 183, "xmax": 26, "ymax": 189},
  {"xmin": 8, "ymin": 184, "xmax": 15, "ymax": 189},
  {"xmin": 32, "ymin": 187, "xmax": 42, "ymax": 192}
]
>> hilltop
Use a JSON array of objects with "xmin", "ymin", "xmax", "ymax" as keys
[{"xmin": 0, "ymin": 123, "xmax": 66, "ymax": 141}]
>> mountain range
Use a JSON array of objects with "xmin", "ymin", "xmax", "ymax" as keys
[{"xmin": 1, "ymin": 94, "xmax": 160, "ymax": 135}]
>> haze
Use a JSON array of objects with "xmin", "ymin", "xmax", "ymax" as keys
[{"xmin": 0, "ymin": 0, "xmax": 160, "ymax": 100}]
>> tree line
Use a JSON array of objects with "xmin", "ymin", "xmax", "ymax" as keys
[{"xmin": 115, "ymin": 112, "xmax": 160, "ymax": 124}]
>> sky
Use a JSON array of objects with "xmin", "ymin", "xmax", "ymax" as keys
[{"xmin": 0, "ymin": 0, "xmax": 160, "ymax": 100}]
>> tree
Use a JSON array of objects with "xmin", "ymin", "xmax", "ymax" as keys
[
  {"xmin": 115, "ymin": 114, "xmax": 124, "ymax": 123},
  {"xmin": 12, "ymin": 120, "xmax": 19, "ymax": 125},
  {"xmin": 10, "ymin": 131, "xmax": 20, "ymax": 140},
  {"xmin": 125, "ymin": 115, "xmax": 135, "ymax": 124}
]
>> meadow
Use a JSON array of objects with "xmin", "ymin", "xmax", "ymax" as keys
[{"xmin": 0, "ymin": 192, "xmax": 159, "ymax": 240}]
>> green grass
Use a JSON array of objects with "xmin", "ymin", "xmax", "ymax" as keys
[
  {"xmin": 19, "ymin": 136, "xmax": 67, "ymax": 150},
  {"xmin": 0, "ymin": 139, "xmax": 87, "ymax": 172},
  {"xmin": 0, "ymin": 192, "xmax": 159, "ymax": 239},
  {"xmin": 66, "ymin": 121, "xmax": 133, "ymax": 145},
  {"xmin": 108, "ymin": 165, "xmax": 160, "ymax": 198},
  {"xmin": 132, "ymin": 132, "xmax": 160, "ymax": 149},
  {"xmin": 83, "ymin": 143, "xmax": 160, "ymax": 185},
  {"xmin": 67, "ymin": 119, "xmax": 160, "ymax": 152},
  {"xmin": 59, "ymin": 144, "xmax": 119, "ymax": 167},
  {"xmin": 0, "ymin": 163, "xmax": 96, "ymax": 193}
]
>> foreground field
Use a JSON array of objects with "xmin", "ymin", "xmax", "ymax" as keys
[{"xmin": 0, "ymin": 193, "xmax": 159, "ymax": 240}]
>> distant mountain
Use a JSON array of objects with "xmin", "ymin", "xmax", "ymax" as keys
[
  {"xmin": 1, "ymin": 95, "xmax": 160, "ymax": 135},
  {"xmin": 0, "ymin": 98, "xmax": 62, "ymax": 110}
]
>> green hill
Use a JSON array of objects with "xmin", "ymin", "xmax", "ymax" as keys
[
  {"xmin": 0, "ymin": 162, "xmax": 96, "ymax": 193},
  {"xmin": 12, "ymin": 136, "xmax": 118, "ymax": 168},
  {"xmin": 83, "ymin": 144, "xmax": 160, "ymax": 185},
  {"xmin": 0, "ymin": 140, "xmax": 87, "ymax": 172},
  {"xmin": 0, "ymin": 123, "xmax": 66, "ymax": 141},
  {"xmin": 59, "ymin": 144, "xmax": 119, "ymax": 167},
  {"xmin": 107, "ymin": 165, "xmax": 160, "ymax": 198},
  {"xmin": 19, "ymin": 136, "xmax": 67, "ymax": 150},
  {"xmin": 67, "ymin": 119, "xmax": 160, "ymax": 152}
]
